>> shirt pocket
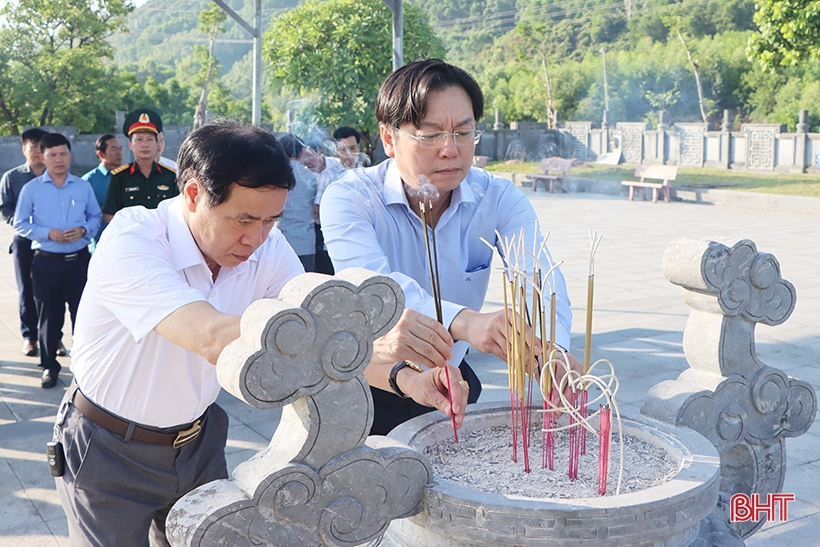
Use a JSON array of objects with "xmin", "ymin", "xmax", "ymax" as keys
[
  {"xmin": 69, "ymin": 199, "xmax": 88, "ymax": 225},
  {"xmin": 460, "ymin": 262, "xmax": 491, "ymax": 286}
]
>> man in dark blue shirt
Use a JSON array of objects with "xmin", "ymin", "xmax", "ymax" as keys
[{"xmin": 14, "ymin": 133, "xmax": 102, "ymax": 388}]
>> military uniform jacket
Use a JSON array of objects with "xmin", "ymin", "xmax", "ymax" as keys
[{"xmin": 103, "ymin": 161, "xmax": 178, "ymax": 216}]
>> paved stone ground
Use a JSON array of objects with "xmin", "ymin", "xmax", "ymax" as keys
[{"xmin": 1, "ymin": 192, "xmax": 817, "ymax": 546}]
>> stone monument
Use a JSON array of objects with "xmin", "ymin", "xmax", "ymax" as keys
[
  {"xmin": 166, "ymin": 269, "xmax": 432, "ymax": 547},
  {"xmin": 643, "ymin": 238, "xmax": 816, "ymax": 540}
]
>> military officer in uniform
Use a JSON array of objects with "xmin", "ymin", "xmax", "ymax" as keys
[{"xmin": 103, "ymin": 109, "xmax": 178, "ymax": 223}]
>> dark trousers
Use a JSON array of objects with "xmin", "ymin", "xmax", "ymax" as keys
[
  {"xmin": 56, "ymin": 391, "xmax": 229, "ymax": 547},
  {"xmin": 314, "ymin": 224, "xmax": 334, "ymax": 275},
  {"xmin": 31, "ymin": 250, "xmax": 89, "ymax": 373},
  {"xmin": 11, "ymin": 235, "xmax": 38, "ymax": 341},
  {"xmin": 298, "ymin": 253, "xmax": 316, "ymax": 273},
  {"xmin": 369, "ymin": 359, "xmax": 482, "ymax": 436}
]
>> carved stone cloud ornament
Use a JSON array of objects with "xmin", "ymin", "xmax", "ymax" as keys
[
  {"xmin": 166, "ymin": 269, "xmax": 432, "ymax": 547},
  {"xmin": 644, "ymin": 238, "xmax": 816, "ymax": 539}
]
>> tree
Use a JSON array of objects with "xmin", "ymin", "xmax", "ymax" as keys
[
  {"xmin": 515, "ymin": 21, "xmax": 559, "ymax": 128},
  {"xmin": 193, "ymin": 2, "xmax": 227, "ymax": 128},
  {"xmin": 0, "ymin": 0, "xmax": 133, "ymax": 134},
  {"xmin": 262, "ymin": 0, "xmax": 445, "ymax": 140},
  {"xmin": 747, "ymin": 0, "xmax": 820, "ymax": 69},
  {"xmin": 663, "ymin": 16, "xmax": 711, "ymax": 123}
]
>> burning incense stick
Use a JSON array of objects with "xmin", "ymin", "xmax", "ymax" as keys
[{"xmin": 416, "ymin": 178, "xmax": 458, "ymax": 442}]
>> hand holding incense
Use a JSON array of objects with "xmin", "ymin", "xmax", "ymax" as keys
[{"xmin": 416, "ymin": 176, "xmax": 457, "ymax": 442}]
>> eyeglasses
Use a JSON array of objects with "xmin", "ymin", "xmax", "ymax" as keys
[{"xmin": 393, "ymin": 127, "xmax": 482, "ymax": 149}]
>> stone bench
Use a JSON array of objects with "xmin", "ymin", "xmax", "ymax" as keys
[
  {"xmin": 622, "ymin": 164, "xmax": 679, "ymax": 203},
  {"xmin": 525, "ymin": 157, "xmax": 572, "ymax": 193}
]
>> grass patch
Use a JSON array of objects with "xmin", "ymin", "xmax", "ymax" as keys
[{"xmin": 485, "ymin": 161, "xmax": 820, "ymax": 197}]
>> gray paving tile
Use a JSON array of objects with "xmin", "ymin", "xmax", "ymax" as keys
[
  {"xmin": 0, "ymin": 521, "xmax": 63, "ymax": 547},
  {"xmin": 0, "ymin": 485, "xmax": 41, "ymax": 532},
  {"xmin": 744, "ymin": 514, "xmax": 820, "ymax": 546},
  {"xmin": 224, "ymin": 422, "xmax": 269, "ymax": 456}
]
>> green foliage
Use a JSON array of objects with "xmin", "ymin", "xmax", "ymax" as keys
[
  {"xmin": 111, "ymin": 0, "xmax": 300, "ymax": 102},
  {"xmin": 117, "ymin": 74, "xmax": 197, "ymax": 125},
  {"xmin": 747, "ymin": 0, "xmax": 820, "ymax": 69},
  {"xmin": 263, "ymin": 0, "xmax": 445, "ymax": 139},
  {"xmin": 0, "ymin": 0, "xmax": 133, "ymax": 134}
]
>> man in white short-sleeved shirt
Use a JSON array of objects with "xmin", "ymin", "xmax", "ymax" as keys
[{"xmin": 54, "ymin": 120, "xmax": 469, "ymax": 547}]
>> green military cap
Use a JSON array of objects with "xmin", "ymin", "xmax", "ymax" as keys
[{"xmin": 123, "ymin": 108, "xmax": 163, "ymax": 137}]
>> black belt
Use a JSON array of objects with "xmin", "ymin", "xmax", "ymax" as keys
[
  {"xmin": 72, "ymin": 390, "xmax": 202, "ymax": 448},
  {"xmin": 35, "ymin": 248, "xmax": 89, "ymax": 261}
]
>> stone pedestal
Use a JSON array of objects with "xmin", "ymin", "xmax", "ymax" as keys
[{"xmin": 643, "ymin": 238, "xmax": 816, "ymax": 539}]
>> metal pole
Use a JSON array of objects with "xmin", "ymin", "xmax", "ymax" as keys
[
  {"xmin": 212, "ymin": 0, "xmax": 263, "ymax": 125},
  {"xmin": 382, "ymin": 0, "xmax": 403, "ymax": 70},
  {"xmin": 252, "ymin": 0, "xmax": 262, "ymax": 125}
]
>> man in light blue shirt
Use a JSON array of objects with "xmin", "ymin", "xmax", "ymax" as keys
[
  {"xmin": 321, "ymin": 60, "xmax": 580, "ymax": 434},
  {"xmin": 82, "ymin": 133, "xmax": 124, "ymax": 250},
  {"xmin": 14, "ymin": 133, "xmax": 102, "ymax": 388}
]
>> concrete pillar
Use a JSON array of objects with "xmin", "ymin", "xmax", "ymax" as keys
[
  {"xmin": 796, "ymin": 109, "xmax": 809, "ymax": 173},
  {"xmin": 720, "ymin": 109, "xmax": 733, "ymax": 170},
  {"xmin": 657, "ymin": 110, "xmax": 668, "ymax": 164},
  {"xmin": 493, "ymin": 109, "xmax": 504, "ymax": 131}
]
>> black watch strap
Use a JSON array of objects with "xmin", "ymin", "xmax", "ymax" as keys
[{"xmin": 388, "ymin": 360, "xmax": 423, "ymax": 398}]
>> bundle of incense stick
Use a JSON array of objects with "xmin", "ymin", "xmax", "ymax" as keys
[
  {"xmin": 492, "ymin": 225, "xmax": 555, "ymax": 473},
  {"xmin": 416, "ymin": 179, "xmax": 458, "ymax": 442},
  {"xmin": 489, "ymin": 225, "xmax": 624, "ymax": 496}
]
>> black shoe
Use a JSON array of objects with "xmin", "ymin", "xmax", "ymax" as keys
[
  {"xmin": 41, "ymin": 369, "xmax": 58, "ymax": 389},
  {"xmin": 56, "ymin": 341, "xmax": 68, "ymax": 357},
  {"xmin": 22, "ymin": 339, "xmax": 37, "ymax": 357}
]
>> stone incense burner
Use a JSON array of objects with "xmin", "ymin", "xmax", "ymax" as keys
[{"xmin": 383, "ymin": 403, "xmax": 721, "ymax": 547}]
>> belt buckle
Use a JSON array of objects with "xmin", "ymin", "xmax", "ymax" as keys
[
  {"xmin": 65, "ymin": 252, "xmax": 78, "ymax": 261},
  {"xmin": 173, "ymin": 419, "xmax": 201, "ymax": 449}
]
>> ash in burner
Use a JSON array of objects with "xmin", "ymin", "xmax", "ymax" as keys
[{"xmin": 424, "ymin": 424, "xmax": 677, "ymax": 499}]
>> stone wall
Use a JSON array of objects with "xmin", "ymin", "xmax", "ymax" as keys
[
  {"xmin": 483, "ymin": 109, "xmax": 820, "ymax": 174},
  {"xmin": 4, "ymin": 109, "xmax": 818, "ymax": 176}
]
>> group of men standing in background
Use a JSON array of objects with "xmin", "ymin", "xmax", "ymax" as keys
[
  {"xmin": 0, "ymin": 107, "xmax": 367, "ymax": 390},
  {"xmin": 0, "ymin": 108, "xmax": 179, "ymax": 388}
]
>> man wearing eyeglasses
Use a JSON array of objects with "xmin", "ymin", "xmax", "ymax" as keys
[{"xmin": 321, "ymin": 59, "xmax": 579, "ymax": 435}]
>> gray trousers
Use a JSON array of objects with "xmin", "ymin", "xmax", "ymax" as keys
[{"xmin": 55, "ymin": 392, "xmax": 229, "ymax": 547}]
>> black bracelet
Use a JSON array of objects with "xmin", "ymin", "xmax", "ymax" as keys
[{"xmin": 388, "ymin": 360, "xmax": 423, "ymax": 398}]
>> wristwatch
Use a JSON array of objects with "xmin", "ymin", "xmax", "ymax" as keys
[{"xmin": 388, "ymin": 360, "xmax": 424, "ymax": 398}]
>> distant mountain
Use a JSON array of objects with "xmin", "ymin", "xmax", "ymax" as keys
[{"xmin": 111, "ymin": 0, "xmax": 299, "ymax": 91}]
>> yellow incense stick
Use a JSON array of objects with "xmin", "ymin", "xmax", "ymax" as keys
[{"xmin": 584, "ymin": 274, "xmax": 594, "ymax": 374}]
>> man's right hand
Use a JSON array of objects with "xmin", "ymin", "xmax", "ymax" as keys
[
  {"xmin": 48, "ymin": 229, "xmax": 67, "ymax": 243},
  {"xmin": 371, "ymin": 308, "xmax": 454, "ymax": 369}
]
